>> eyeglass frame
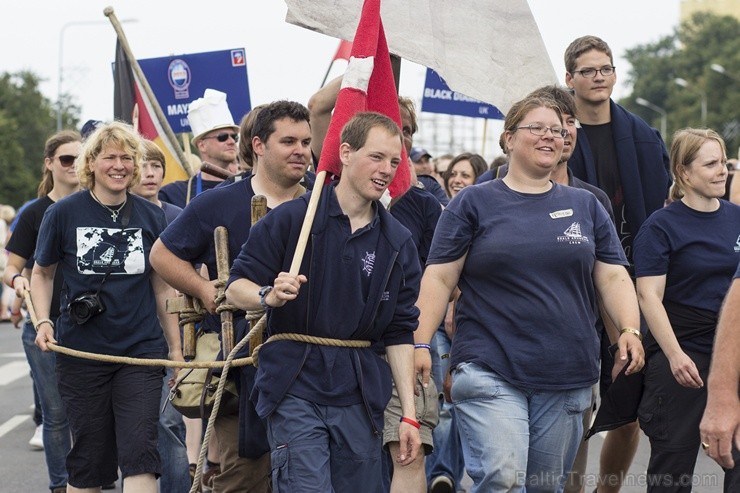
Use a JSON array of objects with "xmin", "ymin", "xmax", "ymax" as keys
[
  {"xmin": 57, "ymin": 155, "xmax": 79, "ymax": 167},
  {"xmin": 202, "ymin": 132, "xmax": 239, "ymax": 143},
  {"xmin": 514, "ymin": 123, "xmax": 569, "ymax": 139},
  {"xmin": 572, "ymin": 66, "xmax": 616, "ymax": 78}
]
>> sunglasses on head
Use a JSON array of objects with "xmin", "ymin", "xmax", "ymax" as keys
[
  {"xmin": 204, "ymin": 132, "xmax": 239, "ymax": 143},
  {"xmin": 57, "ymin": 155, "xmax": 78, "ymax": 167}
]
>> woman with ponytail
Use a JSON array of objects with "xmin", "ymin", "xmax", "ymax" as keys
[{"xmin": 2, "ymin": 130, "xmax": 81, "ymax": 493}]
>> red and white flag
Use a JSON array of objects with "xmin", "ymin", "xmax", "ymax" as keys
[
  {"xmin": 333, "ymin": 39, "xmax": 353, "ymax": 62},
  {"xmin": 317, "ymin": 0, "xmax": 411, "ymax": 199}
]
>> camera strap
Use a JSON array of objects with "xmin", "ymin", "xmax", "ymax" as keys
[{"xmin": 93, "ymin": 194, "xmax": 134, "ymax": 296}]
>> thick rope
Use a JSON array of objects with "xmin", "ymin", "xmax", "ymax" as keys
[
  {"xmin": 43, "ymin": 343, "xmax": 254, "ymax": 368},
  {"xmin": 178, "ymin": 298, "xmax": 204, "ymax": 327},
  {"xmin": 251, "ymin": 333, "xmax": 371, "ymax": 367},
  {"xmin": 190, "ymin": 314, "xmax": 371, "ymax": 491},
  {"xmin": 213, "ymin": 279, "xmax": 236, "ymax": 312},
  {"xmin": 190, "ymin": 316, "xmax": 257, "ymax": 493}
]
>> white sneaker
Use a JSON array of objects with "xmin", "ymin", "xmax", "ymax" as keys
[{"xmin": 29, "ymin": 424, "xmax": 44, "ymax": 450}]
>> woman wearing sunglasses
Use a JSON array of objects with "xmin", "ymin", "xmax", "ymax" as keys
[
  {"xmin": 3, "ymin": 130, "xmax": 82, "ymax": 493},
  {"xmin": 30, "ymin": 122, "xmax": 182, "ymax": 493},
  {"xmin": 413, "ymin": 92, "xmax": 644, "ymax": 492}
]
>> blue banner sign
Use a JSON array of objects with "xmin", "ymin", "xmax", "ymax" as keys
[
  {"xmin": 421, "ymin": 68, "xmax": 503, "ymax": 120},
  {"xmin": 138, "ymin": 48, "xmax": 251, "ymax": 133}
]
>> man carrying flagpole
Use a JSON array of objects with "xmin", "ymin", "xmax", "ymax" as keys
[{"xmin": 226, "ymin": 111, "xmax": 421, "ymax": 492}]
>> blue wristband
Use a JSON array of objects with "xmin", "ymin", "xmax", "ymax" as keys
[{"xmin": 414, "ymin": 343, "xmax": 431, "ymax": 350}]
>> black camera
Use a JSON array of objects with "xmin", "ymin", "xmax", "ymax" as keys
[{"xmin": 67, "ymin": 292, "xmax": 106, "ymax": 325}]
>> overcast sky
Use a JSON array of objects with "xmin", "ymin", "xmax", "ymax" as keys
[{"xmin": 2, "ymin": 1, "xmax": 680, "ymax": 125}]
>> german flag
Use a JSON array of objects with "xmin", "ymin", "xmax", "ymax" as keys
[{"xmin": 113, "ymin": 40, "xmax": 189, "ymax": 183}]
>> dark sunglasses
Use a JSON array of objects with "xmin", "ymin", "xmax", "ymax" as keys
[
  {"xmin": 57, "ymin": 155, "xmax": 78, "ymax": 167},
  {"xmin": 204, "ymin": 132, "xmax": 239, "ymax": 143}
]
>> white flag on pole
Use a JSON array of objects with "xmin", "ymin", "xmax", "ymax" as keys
[{"xmin": 285, "ymin": 0, "xmax": 557, "ymax": 113}]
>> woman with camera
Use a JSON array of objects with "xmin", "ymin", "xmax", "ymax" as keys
[{"xmin": 31, "ymin": 122, "xmax": 183, "ymax": 493}]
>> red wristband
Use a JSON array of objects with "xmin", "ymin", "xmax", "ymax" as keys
[{"xmin": 400, "ymin": 416, "xmax": 421, "ymax": 429}]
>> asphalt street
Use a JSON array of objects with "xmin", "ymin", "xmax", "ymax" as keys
[{"xmin": 0, "ymin": 320, "xmax": 726, "ymax": 492}]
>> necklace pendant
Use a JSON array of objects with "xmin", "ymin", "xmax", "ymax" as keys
[{"xmin": 111, "ymin": 211, "xmax": 118, "ymax": 222}]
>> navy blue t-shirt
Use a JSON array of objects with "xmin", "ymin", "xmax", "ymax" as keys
[
  {"xmin": 390, "ymin": 185, "xmax": 441, "ymax": 266},
  {"xmin": 35, "ymin": 191, "xmax": 167, "ymax": 361},
  {"xmin": 634, "ymin": 199, "xmax": 740, "ymax": 351},
  {"xmin": 159, "ymin": 177, "xmax": 256, "ymax": 333},
  {"xmin": 159, "ymin": 173, "xmax": 221, "ymax": 209},
  {"xmin": 417, "ymin": 175, "xmax": 449, "ymax": 206},
  {"xmin": 5, "ymin": 196, "xmax": 65, "ymax": 319},
  {"xmin": 428, "ymin": 179, "xmax": 626, "ymax": 389},
  {"xmin": 161, "ymin": 200, "xmax": 182, "ymax": 224}
]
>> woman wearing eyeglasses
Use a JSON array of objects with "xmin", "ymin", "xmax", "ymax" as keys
[
  {"xmin": 3, "ymin": 130, "xmax": 81, "ymax": 493},
  {"xmin": 30, "ymin": 122, "xmax": 182, "ymax": 493},
  {"xmin": 635, "ymin": 128, "xmax": 740, "ymax": 492},
  {"xmin": 413, "ymin": 92, "xmax": 644, "ymax": 492}
]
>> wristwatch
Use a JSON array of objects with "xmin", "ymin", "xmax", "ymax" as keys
[{"xmin": 259, "ymin": 286, "xmax": 274, "ymax": 309}]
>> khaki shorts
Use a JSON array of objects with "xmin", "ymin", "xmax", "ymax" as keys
[{"xmin": 382, "ymin": 375, "xmax": 439, "ymax": 455}]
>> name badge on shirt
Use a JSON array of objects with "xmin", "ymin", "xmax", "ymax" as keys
[{"xmin": 549, "ymin": 209, "xmax": 573, "ymax": 219}]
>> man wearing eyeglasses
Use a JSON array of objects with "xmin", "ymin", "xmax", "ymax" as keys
[
  {"xmin": 564, "ymin": 36, "xmax": 671, "ymax": 493},
  {"xmin": 159, "ymin": 89, "xmax": 240, "ymax": 208}
]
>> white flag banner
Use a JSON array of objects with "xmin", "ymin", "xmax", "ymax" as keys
[{"xmin": 285, "ymin": 0, "xmax": 557, "ymax": 113}]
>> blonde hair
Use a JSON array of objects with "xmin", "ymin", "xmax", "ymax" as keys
[
  {"xmin": 669, "ymin": 128, "xmax": 727, "ymax": 201},
  {"xmin": 76, "ymin": 121, "xmax": 143, "ymax": 190}
]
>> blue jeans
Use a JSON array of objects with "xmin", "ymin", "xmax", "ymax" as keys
[
  {"xmin": 426, "ymin": 327, "xmax": 465, "ymax": 489},
  {"xmin": 158, "ymin": 368, "xmax": 190, "ymax": 493},
  {"xmin": 22, "ymin": 319, "xmax": 70, "ymax": 490},
  {"xmin": 451, "ymin": 362, "xmax": 591, "ymax": 493}
]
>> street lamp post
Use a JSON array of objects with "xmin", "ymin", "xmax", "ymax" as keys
[
  {"xmin": 710, "ymin": 63, "xmax": 740, "ymax": 83},
  {"xmin": 57, "ymin": 19, "xmax": 136, "ymax": 131},
  {"xmin": 635, "ymin": 97, "xmax": 667, "ymax": 138},
  {"xmin": 674, "ymin": 77, "xmax": 707, "ymax": 127}
]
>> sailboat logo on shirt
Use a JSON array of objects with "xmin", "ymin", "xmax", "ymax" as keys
[
  {"xmin": 362, "ymin": 251, "xmax": 376, "ymax": 277},
  {"xmin": 557, "ymin": 222, "xmax": 589, "ymax": 245},
  {"xmin": 734, "ymin": 234, "xmax": 740, "ymax": 253}
]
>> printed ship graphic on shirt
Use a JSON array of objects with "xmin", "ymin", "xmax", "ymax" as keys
[
  {"xmin": 76, "ymin": 227, "xmax": 146, "ymax": 275},
  {"xmin": 557, "ymin": 222, "xmax": 589, "ymax": 244}
]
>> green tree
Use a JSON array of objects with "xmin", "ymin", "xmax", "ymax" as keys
[
  {"xmin": 620, "ymin": 12, "xmax": 740, "ymax": 156},
  {"xmin": 0, "ymin": 71, "xmax": 80, "ymax": 208}
]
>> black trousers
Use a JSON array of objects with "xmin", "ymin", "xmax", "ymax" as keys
[{"xmin": 638, "ymin": 349, "xmax": 711, "ymax": 493}]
